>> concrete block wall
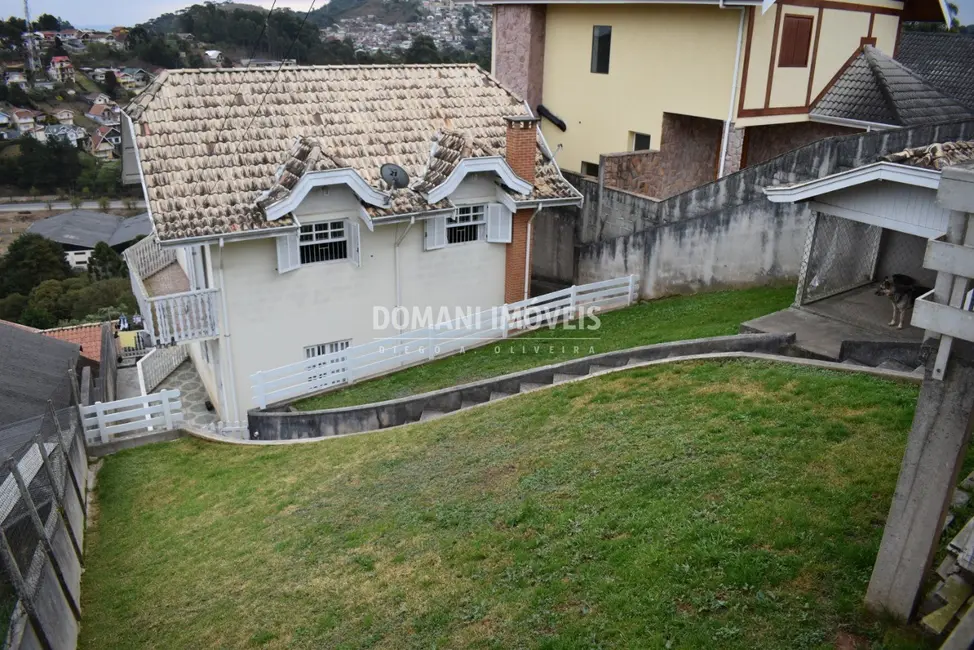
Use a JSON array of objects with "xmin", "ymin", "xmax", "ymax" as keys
[{"xmin": 541, "ymin": 119, "xmax": 974, "ymax": 300}]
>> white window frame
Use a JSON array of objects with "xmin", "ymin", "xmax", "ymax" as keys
[
  {"xmin": 304, "ymin": 339, "xmax": 351, "ymax": 387},
  {"xmin": 299, "ymin": 219, "xmax": 349, "ymax": 265},
  {"xmin": 446, "ymin": 204, "xmax": 487, "ymax": 245}
]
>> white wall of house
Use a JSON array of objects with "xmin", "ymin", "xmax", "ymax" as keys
[
  {"xmin": 175, "ymin": 245, "xmax": 224, "ymax": 421},
  {"xmin": 219, "ymin": 177, "xmax": 507, "ymax": 420}
]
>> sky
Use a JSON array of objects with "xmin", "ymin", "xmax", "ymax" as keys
[
  {"xmin": 0, "ymin": 0, "xmax": 970, "ymax": 28},
  {"xmin": 0, "ymin": 0, "xmax": 315, "ymax": 28}
]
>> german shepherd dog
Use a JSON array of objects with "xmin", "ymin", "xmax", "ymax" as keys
[{"xmin": 875, "ymin": 274, "xmax": 930, "ymax": 329}]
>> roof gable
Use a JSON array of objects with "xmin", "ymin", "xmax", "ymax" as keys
[
  {"xmin": 896, "ymin": 32, "xmax": 974, "ymax": 111},
  {"xmin": 811, "ymin": 46, "xmax": 974, "ymax": 127},
  {"xmin": 126, "ymin": 64, "xmax": 579, "ymax": 242}
]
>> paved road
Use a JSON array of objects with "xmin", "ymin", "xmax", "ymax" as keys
[{"xmin": 0, "ymin": 200, "xmax": 146, "ymax": 213}]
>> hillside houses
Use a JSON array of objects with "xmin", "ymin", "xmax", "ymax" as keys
[
  {"xmin": 47, "ymin": 56, "xmax": 75, "ymax": 83},
  {"xmin": 90, "ymin": 126, "xmax": 120, "ymax": 160},
  {"xmin": 86, "ymin": 103, "xmax": 120, "ymax": 127}
]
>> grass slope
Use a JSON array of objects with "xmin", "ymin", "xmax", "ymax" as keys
[
  {"xmin": 296, "ymin": 286, "xmax": 795, "ymax": 410},
  {"xmin": 82, "ymin": 360, "xmax": 931, "ymax": 649}
]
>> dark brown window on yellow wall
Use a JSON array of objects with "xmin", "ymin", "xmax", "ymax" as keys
[{"xmin": 778, "ymin": 15, "xmax": 813, "ymax": 67}]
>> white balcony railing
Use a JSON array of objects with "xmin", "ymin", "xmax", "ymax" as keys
[
  {"xmin": 125, "ymin": 235, "xmax": 221, "ymax": 346},
  {"xmin": 126, "ymin": 232, "xmax": 176, "ymax": 279}
]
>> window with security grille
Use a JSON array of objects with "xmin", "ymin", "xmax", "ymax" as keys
[
  {"xmin": 299, "ymin": 221, "xmax": 348, "ymax": 264},
  {"xmin": 447, "ymin": 205, "xmax": 486, "ymax": 245},
  {"xmin": 304, "ymin": 339, "xmax": 351, "ymax": 385}
]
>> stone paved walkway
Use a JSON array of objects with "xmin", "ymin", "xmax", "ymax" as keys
[{"xmin": 157, "ymin": 360, "xmax": 219, "ymax": 430}]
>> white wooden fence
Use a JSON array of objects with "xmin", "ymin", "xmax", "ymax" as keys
[
  {"xmin": 79, "ymin": 390, "xmax": 183, "ymax": 444},
  {"xmin": 251, "ymin": 275, "xmax": 637, "ymax": 409},
  {"xmin": 137, "ymin": 345, "xmax": 189, "ymax": 395}
]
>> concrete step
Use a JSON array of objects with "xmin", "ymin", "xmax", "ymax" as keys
[
  {"xmin": 419, "ymin": 410, "xmax": 446, "ymax": 422},
  {"xmin": 552, "ymin": 373, "xmax": 583, "ymax": 384},
  {"xmin": 519, "ymin": 382, "xmax": 548, "ymax": 393},
  {"xmin": 489, "ymin": 391, "xmax": 513, "ymax": 401},
  {"xmin": 588, "ymin": 364, "xmax": 613, "ymax": 374},
  {"xmin": 878, "ymin": 359, "xmax": 916, "ymax": 372},
  {"xmin": 626, "ymin": 357, "xmax": 644, "ymax": 366},
  {"xmin": 461, "ymin": 400, "xmax": 485, "ymax": 410}
]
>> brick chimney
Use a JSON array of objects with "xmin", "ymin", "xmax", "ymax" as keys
[
  {"xmin": 503, "ymin": 115, "xmax": 540, "ymax": 304},
  {"xmin": 504, "ymin": 115, "xmax": 539, "ymax": 185}
]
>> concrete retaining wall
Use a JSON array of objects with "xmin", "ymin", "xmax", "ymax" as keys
[
  {"xmin": 248, "ymin": 332, "xmax": 795, "ymax": 441},
  {"xmin": 535, "ymin": 119, "xmax": 974, "ymax": 300}
]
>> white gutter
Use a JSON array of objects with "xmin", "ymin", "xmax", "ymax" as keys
[
  {"xmin": 718, "ymin": 7, "xmax": 746, "ymax": 178},
  {"xmin": 217, "ymin": 237, "xmax": 241, "ymax": 430},
  {"xmin": 763, "ymin": 161, "xmax": 942, "ymax": 202},
  {"xmin": 808, "ymin": 113, "xmax": 897, "ymax": 132},
  {"xmin": 523, "ymin": 206, "xmax": 543, "ymax": 300}
]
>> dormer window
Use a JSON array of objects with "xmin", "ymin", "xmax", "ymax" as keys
[
  {"xmin": 299, "ymin": 221, "xmax": 348, "ymax": 264},
  {"xmin": 446, "ymin": 205, "xmax": 487, "ymax": 244}
]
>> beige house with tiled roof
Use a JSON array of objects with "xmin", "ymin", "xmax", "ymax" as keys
[{"xmin": 120, "ymin": 64, "xmax": 582, "ymax": 427}]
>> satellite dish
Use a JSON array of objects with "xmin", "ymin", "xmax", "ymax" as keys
[{"xmin": 380, "ymin": 163, "xmax": 409, "ymax": 189}]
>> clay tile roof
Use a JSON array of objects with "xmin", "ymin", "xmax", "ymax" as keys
[
  {"xmin": 811, "ymin": 46, "xmax": 974, "ymax": 126},
  {"xmin": 42, "ymin": 323, "xmax": 107, "ymax": 363},
  {"xmin": 125, "ymin": 64, "xmax": 579, "ymax": 242},
  {"xmin": 896, "ymin": 32, "xmax": 974, "ymax": 110},
  {"xmin": 881, "ymin": 141, "xmax": 974, "ymax": 170}
]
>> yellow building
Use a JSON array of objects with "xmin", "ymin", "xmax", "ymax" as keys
[{"xmin": 477, "ymin": 0, "xmax": 950, "ymax": 197}]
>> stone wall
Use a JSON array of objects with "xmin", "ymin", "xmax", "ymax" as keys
[
  {"xmin": 598, "ymin": 113, "xmax": 724, "ymax": 200},
  {"xmin": 599, "ymin": 150, "xmax": 663, "ymax": 197},
  {"xmin": 553, "ymin": 119, "xmax": 974, "ymax": 299},
  {"xmin": 660, "ymin": 112, "xmax": 723, "ymax": 196},
  {"xmin": 492, "ymin": 4, "xmax": 546, "ymax": 110},
  {"xmin": 744, "ymin": 121, "xmax": 859, "ymax": 167},
  {"xmin": 721, "ymin": 126, "xmax": 746, "ymax": 176}
]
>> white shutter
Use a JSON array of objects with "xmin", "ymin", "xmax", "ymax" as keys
[
  {"xmin": 276, "ymin": 232, "xmax": 300, "ymax": 273},
  {"xmin": 347, "ymin": 220, "xmax": 361, "ymax": 267},
  {"xmin": 486, "ymin": 203, "xmax": 512, "ymax": 243},
  {"xmin": 424, "ymin": 215, "xmax": 447, "ymax": 251}
]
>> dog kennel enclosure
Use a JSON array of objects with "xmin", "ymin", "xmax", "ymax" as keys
[{"xmin": 766, "ymin": 162, "xmax": 951, "ymax": 333}]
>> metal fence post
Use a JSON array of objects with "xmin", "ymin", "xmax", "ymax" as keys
[
  {"xmin": 0, "ymin": 528, "xmax": 54, "ymax": 650},
  {"xmin": 9, "ymin": 460, "xmax": 82, "ymax": 622},
  {"xmin": 35, "ymin": 432, "xmax": 83, "ymax": 565},
  {"xmin": 93, "ymin": 402, "xmax": 107, "ymax": 444},
  {"xmin": 627, "ymin": 274, "xmax": 636, "ymax": 305}
]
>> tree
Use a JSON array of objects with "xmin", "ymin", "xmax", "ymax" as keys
[
  {"xmin": 0, "ymin": 234, "xmax": 71, "ymax": 299},
  {"xmin": 403, "ymin": 35, "xmax": 441, "ymax": 64},
  {"xmin": 87, "ymin": 242, "xmax": 126, "ymax": 281},
  {"xmin": 103, "ymin": 71, "xmax": 119, "ymax": 98},
  {"xmin": 69, "ymin": 195, "xmax": 83, "ymax": 209},
  {"xmin": 33, "ymin": 14, "xmax": 62, "ymax": 32},
  {"xmin": 98, "ymin": 196, "xmax": 110, "ymax": 211},
  {"xmin": 19, "ymin": 304, "xmax": 56, "ymax": 329},
  {"xmin": 0, "ymin": 294, "xmax": 27, "ymax": 322},
  {"xmin": 26, "ymin": 279, "xmax": 68, "ymax": 322}
]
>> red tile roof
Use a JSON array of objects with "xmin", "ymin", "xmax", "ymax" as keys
[{"xmin": 42, "ymin": 323, "xmax": 108, "ymax": 363}]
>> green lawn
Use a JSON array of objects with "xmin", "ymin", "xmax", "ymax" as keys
[
  {"xmin": 296, "ymin": 285, "xmax": 795, "ymax": 410},
  {"xmin": 82, "ymin": 359, "xmax": 932, "ymax": 649}
]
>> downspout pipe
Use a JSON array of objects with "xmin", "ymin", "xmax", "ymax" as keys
[
  {"xmin": 523, "ymin": 206, "xmax": 543, "ymax": 301},
  {"xmin": 217, "ymin": 237, "xmax": 240, "ymax": 431},
  {"xmin": 718, "ymin": 7, "xmax": 746, "ymax": 178}
]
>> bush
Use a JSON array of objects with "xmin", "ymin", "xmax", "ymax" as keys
[
  {"xmin": 0, "ymin": 233, "xmax": 71, "ymax": 299},
  {"xmin": 0, "ymin": 293, "xmax": 27, "ymax": 321}
]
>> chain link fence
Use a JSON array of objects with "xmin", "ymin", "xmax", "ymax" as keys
[
  {"xmin": 0, "ymin": 381, "xmax": 88, "ymax": 650},
  {"xmin": 797, "ymin": 213, "xmax": 938, "ymax": 308}
]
